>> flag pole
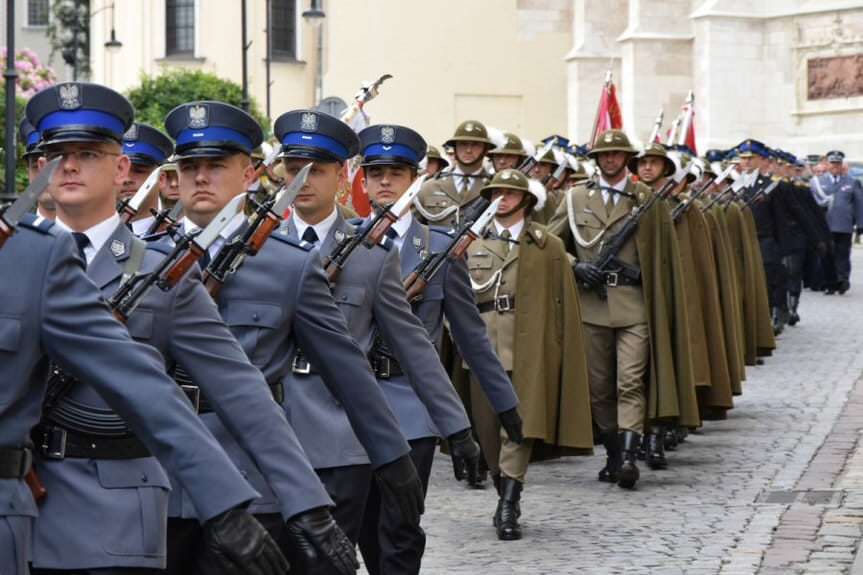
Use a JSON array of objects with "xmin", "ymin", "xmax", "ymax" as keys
[
  {"xmin": 677, "ymin": 90, "xmax": 694, "ymax": 148},
  {"xmin": 590, "ymin": 68, "xmax": 612, "ymax": 147}
]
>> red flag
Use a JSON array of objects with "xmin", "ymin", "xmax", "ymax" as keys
[
  {"xmin": 677, "ymin": 90, "xmax": 697, "ymax": 155},
  {"xmin": 349, "ymin": 167, "xmax": 372, "ymax": 216},
  {"xmin": 591, "ymin": 73, "xmax": 623, "ymax": 147}
]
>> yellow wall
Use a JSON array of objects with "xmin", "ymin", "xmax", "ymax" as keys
[{"xmin": 89, "ymin": 0, "xmax": 571, "ymax": 147}]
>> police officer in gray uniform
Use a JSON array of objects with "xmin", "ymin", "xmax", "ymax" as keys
[
  {"xmin": 164, "ymin": 100, "xmax": 424, "ymax": 574},
  {"xmin": 353, "ymin": 124, "xmax": 523, "ymax": 575},
  {"xmin": 274, "ymin": 109, "xmax": 480, "ymax": 545},
  {"xmin": 810, "ymin": 150, "xmax": 863, "ymax": 294},
  {"xmin": 25, "ymin": 83, "xmax": 343, "ymax": 574},
  {"xmin": 0, "ymin": 219, "xmax": 285, "ymax": 575}
]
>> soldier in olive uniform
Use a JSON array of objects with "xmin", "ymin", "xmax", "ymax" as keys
[
  {"xmin": 549, "ymin": 130, "xmax": 687, "ymax": 490},
  {"xmin": 466, "ymin": 169, "xmax": 593, "ymax": 539},
  {"xmin": 487, "ymin": 133, "xmax": 529, "ymax": 173},
  {"xmin": 422, "ymin": 145, "xmax": 449, "ymax": 178},
  {"xmin": 414, "ymin": 120, "xmax": 494, "ymax": 227}
]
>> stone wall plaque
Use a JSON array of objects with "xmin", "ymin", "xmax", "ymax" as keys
[{"xmin": 807, "ymin": 55, "xmax": 863, "ymax": 100}]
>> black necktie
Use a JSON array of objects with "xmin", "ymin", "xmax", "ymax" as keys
[
  {"xmin": 302, "ymin": 226, "xmax": 319, "ymax": 245},
  {"xmin": 71, "ymin": 232, "xmax": 90, "ymax": 263},
  {"xmin": 385, "ymin": 228, "xmax": 398, "ymax": 240}
]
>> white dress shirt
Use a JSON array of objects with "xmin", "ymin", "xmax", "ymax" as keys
[
  {"xmin": 131, "ymin": 215, "xmax": 156, "ymax": 237},
  {"xmin": 599, "ymin": 175, "xmax": 627, "ymax": 206},
  {"xmin": 55, "ymin": 213, "xmax": 122, "ymax": 265},
  {"xmin": 390, "ymin": 211, "xmax": 414, "ymax": 252},
  {"xmin": 292, "ymin": 207, "xmax": 339, "ymax": 246},
  {"xmin": 493, "ymin": 218, "xmax": 525, "ymax": 242}
]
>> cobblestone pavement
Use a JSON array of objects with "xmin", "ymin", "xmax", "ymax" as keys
[{"xmin": 412, "ymin": 249, "xmax": 863, "ymax": 575}]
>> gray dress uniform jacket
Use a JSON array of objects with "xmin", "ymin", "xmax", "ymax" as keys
[
  {"xmin": 33, "ymin": 223, "xmax": 329, "ymax": 569},
  {"xmin": 0, "ymin": 218, "xmax": 257, "ymax": 574},
  {"xmin": 185, "ymin": 225, "xmax": 410, "ymax": 517},
  {"xmin": 383, "ymin": 217, "xmax": 518, "ymax": 440},
  {"xmin": 812, "ymin": 173, "xmax": 863, "ymax": 234},
  {"xmin": 281, "ymin": 214, "xmax": 471, "ymax": 470}
]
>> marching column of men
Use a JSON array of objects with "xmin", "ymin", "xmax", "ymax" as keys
[{"xmin": 0, "ymin": 79, "xmax": 850, "ymax": 575}]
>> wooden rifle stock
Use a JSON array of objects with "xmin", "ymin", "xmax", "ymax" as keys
[
  {"xmin": 0, "ymin": 217, "xmax": 13, "ymax": 250},
  {"xmin": 161, "ymin": 242, "xmax": 205, "ymax": 290},
  {"xmin": 26, "ymin": 469, "xmax": 46, "ymax": 503}
]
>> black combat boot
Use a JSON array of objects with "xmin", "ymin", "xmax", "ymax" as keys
[
  {"xmin": 663, "ymin": 428, "xmax": 678, "ymax": 451},
  {"xmin": 646, "ymin": 425, "xmax": 668, "ymax": 470},
  {"xmin": 494, "ymin": 477, "xmax": 523, "ymax": 540},
  {"xmin": 617, "ymin": 431, "xmax": 641, "ymax": 489},
  {"xmin": 787, "ymin": 295, "xmax": 800, "ymax": 326},
  {"xmin": 772, "ymin": 306, "xmax": 787, "ymax": 335},
  {"xmin": 839, "ymin": 280, "xmax": 850, "ymax": 295},
  {"xmin": 598, "ymin": 430, "xmax": 622, "ymax": 483}
]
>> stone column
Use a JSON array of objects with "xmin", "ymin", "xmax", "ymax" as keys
[
  {"xmin": 617, "ymin": 0, "xmax": 694, "ymax": 147},
  {"xmin": 565, "ymin": 0, "xmax": 628, "ymax": 145}
]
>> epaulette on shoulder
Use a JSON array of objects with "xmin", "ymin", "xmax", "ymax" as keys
[
  {"xmin": 18, "ymin": 213, "xmax": 56, "ymax": 234},
  {"xmin": 270, "ymin": 229, "xmax": 313, "ymax": 252}
]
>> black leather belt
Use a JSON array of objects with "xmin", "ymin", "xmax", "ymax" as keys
[
  {"xmin": 0, "ymin": 447, "xmax": 32, "ymax": 479},
  {"xmin": 32, "ymin": 424, "xmax": 150, "ymax": 460},
  {"xmin": 197, "ymin": 382, "xmax": 285, "ymax": 414},
  {"xmin": 477, "ymin": 294, "xmax": 516, "ymax": 313},
  {"xmin": 370, "ymin": 354, "xmax": 404, "ymax": 379},
  {"xmin": 291, "ymin": 352, "xmax": 319, "ymax": 376},
  {"xmin": 602, "ymin": 271, "xmax": 640, "ymax": 287}
]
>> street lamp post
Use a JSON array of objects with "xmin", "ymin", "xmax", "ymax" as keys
[
  {"xmin": 4, "ymin": 0, "xmax": 18, "ymax": 200},
  {"xmin": 240, "ymin": 0, "xmax": 250, "ymax": 112},
  {"xmin": 302, "ymin": 0, "xmax": 326, "ymax": 106}
]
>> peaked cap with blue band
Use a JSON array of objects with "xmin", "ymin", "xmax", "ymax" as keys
[
  {"xmin": 165, "ymin": 101, "xmax": 263, "ymax": 159},
  {"xmin": 274, "ymin": 109, "xmax": 359, "ymax": 163},
  {"xmin": 26, "ymin": 82, "xmax": 134, "ymax": 146},
  {"xmin": 123, "ymin": 123, "xmax": 174, "ymax": 165},
  {"xmin": 704, "ymin": 149, "xmax": 725, "ymax": 163},
  {"xmin": 358, "ymin": 124, "xmax": 427, "ymax": 168},
  {"xmin": 19, "ymin": 118, "xmax": 41, "ymax": 157},
  {"xmin": 826, "ymin": 150, "xmax": 845, "ymax": 163},
  {"xmin": 735, "ymin": 139, "xmax": 769, "ymax": 159}
]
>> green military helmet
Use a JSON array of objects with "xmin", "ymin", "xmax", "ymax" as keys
[
  {"xmin": 567, "ymin": 155, "xmax": 589, "ymax": 181},
  {"xmin": 444, "ymin": 120, "xmax": 494, "ymax": 148},
  {"xmin": 627, "ymin": 142, "xmax": 675, "ymax": 177},
  {"xmin": 426, "ymin": 145, "xmax": 450, "ymax": 168},
  {"xmin": 588, "ymin": 129, "xmax": 638, "ymax": 158},
  {"xmin": 488, "ymin": 132, "xmax": 529, "ymax": 158},
  {"xmin": 480, "ymin": 168, "xmax": 545, "ymax": 210},
  {"xmin": 538, "ymin": 146, "xmax": 559, "ymax": 166}
]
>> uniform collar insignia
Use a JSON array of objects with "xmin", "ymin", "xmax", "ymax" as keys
[
  {"xmin": 412, "ymin": 236, "xmax": 422, "ymax": 250},
  {"xmin": 334, "ymin": 229, "xmax": 346, "ymax": 242},
  {"xmin": 110, "ymin": 239, "xmax": 126, "ymax": 257}
]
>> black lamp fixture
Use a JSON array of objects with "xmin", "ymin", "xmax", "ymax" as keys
[
  {"xmin": 103, "ymin": 2, "xmax": 122, "ymax": 49},
  {"xmin": 302, "ymin": 0, "xmax": 326, "ymax": 24}
]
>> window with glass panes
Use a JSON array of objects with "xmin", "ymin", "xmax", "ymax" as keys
[
  {"xmin": 28, "ymin": 0, "xmax": 50, "ymax": 27},
  {"xmin": 272, "ymin": 0, "xmax": 297, "ymax": 59},
  {"xmin": 166, "ymin": 0, "xmax": 195, "ymax": 55}
]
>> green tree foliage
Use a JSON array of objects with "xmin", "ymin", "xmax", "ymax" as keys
[
  {"xmin": 126, "ymin": 69, "xmax": 269, "ymax": 135},
  {"xmin": 0, "ymin": 95, "xmax": 31, "ymax": 195}
]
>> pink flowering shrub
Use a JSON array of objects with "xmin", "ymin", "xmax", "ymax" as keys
[{"xmin": 1, "ymin": 48, "xmax": 57, "ymax": 97}]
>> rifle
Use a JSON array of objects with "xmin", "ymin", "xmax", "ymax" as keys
[
  {"xmin": 324, "ymin": 176, "xmax": 424, "ymax": 282},
  {"xmin": 0, "ymin": 158, "xmax": 60, "ymax": 249},
  {"xmin": 542, "ymin": 161, "xmax": 568, "ymax": 188},
  {"xmin": 671, "ymin": 163, "xmax": 735, "ymax": 222},
  {"xmin": 744, "ymin": 178, "xmax": 780, "ymax": 209},
  {"xmin": 143, "ymin": 200, "xmax": 184, "ymax": 237},
  {"xmin": 589, "ymin": 168, "xmax": 689, "ymax": 300},
  {"xmin": 700, "ymin": 169, "xmax": 747, "ymax": 213},
  {"xmin": 515, "ymin": 140, "xmax": 555, "ymax": 176},
  {"xmin": 202, "ymin": 164, "xmax": 310, "ymax": 297},
  {"xmin": 117, "ymin": 166, "xmax": 164, "ymax": 224},
  {"xmin": 340, "ymin": 74, "xmax": 393, "ymax": 126},
  {"xmin": 403, "ymin": 197, "xmax": 500, "ymax": 302}
]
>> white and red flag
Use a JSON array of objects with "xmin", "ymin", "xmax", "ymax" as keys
[{"xmin": 590, "ymin": 70, "xmax": 623, "ymax": 147}]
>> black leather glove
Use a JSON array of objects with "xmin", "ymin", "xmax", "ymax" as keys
[
  {"xmin": 284, "ymin": 506, "xmax": 358, "ymax": 575},
  {"xmin": 448, "ymin": 428, "xmax": 481, "ymax": 485},
  {"xmin": 573, "ymin": 262, "xmax": 603, "ymax": 288},
  {"xmin": 375, "ymin": 454, "xmax": 424, "ymax": 528},
  {"xmin": 197, "ymin": 507, "xmax": 289, "ymax": 575},
  {"xmin": 499, "ymin": 407, "xmax": 524, "ymax": 444}
]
